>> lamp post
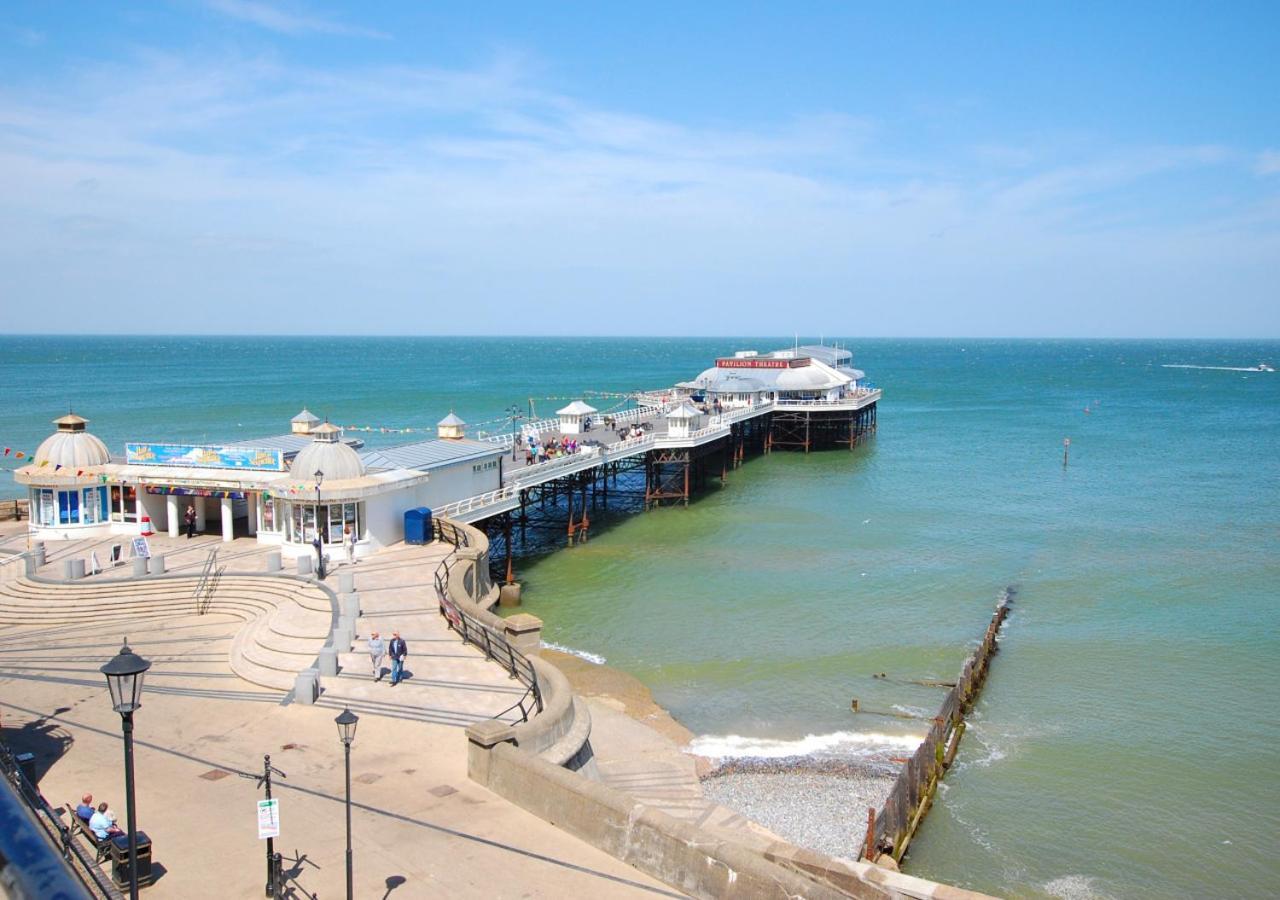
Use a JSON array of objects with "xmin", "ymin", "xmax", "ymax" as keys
[
  {"xmin": 335, "ymin": 707, "xmax": 358, "ymax": 900},
  {"xmin": 313, "ymin": 469, "xmax": 325, "ymax": 579},
  {"xmin": 100, "ymin": 639, "xmax": 151, "ymax": 900},
  {"xmin": 505, "ymin": 405, "xmax": 524, "ymax": 461}
]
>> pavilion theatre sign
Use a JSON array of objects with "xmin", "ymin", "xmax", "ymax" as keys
[
  {"xmin": 125, "ymin": 443, "xmax": 286, "ymax": 471},
  {"xmin": 715, "ymin": 357, "xmax": 809, "ymax": 369}
]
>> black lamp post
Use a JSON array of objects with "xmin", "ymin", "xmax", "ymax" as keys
[
  {"xmin": 100, "ymin": 639, "xmax": 151, "ymax": 900},
  {"xmin": 335, "ymin": 707, "xmax": 358, "ymax": 900},
  {"xmin": 505, "ymin": 405, "xmax": 523, "ymax": 461},
  {"xmin": 313, "ymin": 469, "xmax": 325, "ymax": 579}
]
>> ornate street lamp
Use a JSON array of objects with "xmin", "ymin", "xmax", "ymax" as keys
[
  {"xmin": 101, "ymin": 639, "xmax": 151, "ymax": 900},
  {"xmin": 335, "ymin": 708, "xmax": 358, "ymax": 900}
]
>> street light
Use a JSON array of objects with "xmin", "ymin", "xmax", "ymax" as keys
[
  {"xmin": 313, "ymin": 469, "xmax": 325, "ymax": 579},
  {"xmin": 335, "ymin": 707, "xmax": 358, "ymax": 900},
  {"xmin": 101, "ymin": 639, "xmax": 151, "ymax": 900},
  {"xmin": 505, "ymin": 405, "xmax": 524, "ymax": 461}
]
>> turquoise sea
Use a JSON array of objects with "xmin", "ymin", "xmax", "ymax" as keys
[{"xmin": 3, "ymin": 336, "xmax": 1278, "ymax": 898}]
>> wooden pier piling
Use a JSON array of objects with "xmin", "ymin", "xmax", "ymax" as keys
[{"xmin": 860, "ymin": 587, "xmax": 1014, "ymax": 866}]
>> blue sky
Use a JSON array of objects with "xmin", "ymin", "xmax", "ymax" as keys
[{"xmin": 1, "ymin": 2, "xmax": 1277, "ymax": 337}]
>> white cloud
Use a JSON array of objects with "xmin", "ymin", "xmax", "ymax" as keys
[
  {"xmin": 0, "ymin": 50, "xmax": 1274, "ymax": 337},
  {"xmin": 204, "ymin": 0, "xmax": 387, "ymax": 39},
  {"xmin": 1257, "ymin": 150, "xmax": 1280, "ymax": 176}
]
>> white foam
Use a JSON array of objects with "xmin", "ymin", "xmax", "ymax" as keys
[
  {"xmin": 688, "ymin": 729, "xmax": 921, "ymax": 759},
  {"xmin": 1162, "ymin": 364, "xmax": 1271, "ymax": 372},
  {"xmin": 542, "ymin": 642, "xmax": 605, "ymax": 665},
  {"xmin": 1043, "ymin": 874, "xmax": 1116, "ymax": 900}
]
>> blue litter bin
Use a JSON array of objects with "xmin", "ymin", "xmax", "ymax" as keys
[{"xmin": 404, "ymin": 507, "xmax": 432, "ymax": 544}]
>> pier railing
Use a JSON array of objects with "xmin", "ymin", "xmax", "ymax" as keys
[
  {"xmin": 431, "ymin": 517, "xmax": 543, "ymax": 723},
  {"xmin": 862, "ymin": 589, "xmax": 1013, "ymax": 864}
]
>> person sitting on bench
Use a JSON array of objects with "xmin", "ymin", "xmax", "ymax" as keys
[
  {"xmin": 75, "ymin": 793, "xmax": 95, "ymax": 823},
  {"xmin": 88, "ymin": 802, "xmax": 122, "ymax": 840}
]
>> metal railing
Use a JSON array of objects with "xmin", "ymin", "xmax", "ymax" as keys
[
  {"xmin": 430, "ymin": 519, "xmax": 542, "ymax": 722},
  {"xmin": 0, "ymin": 739, "xmax": 122, "ymax": 899},
  {"xmin": 194, "ymin": 547, "xmax": 222, "ymax": 615},
  {"xmin": 434, "ymin": 486, "xmax": 518, "ymax": 520}
]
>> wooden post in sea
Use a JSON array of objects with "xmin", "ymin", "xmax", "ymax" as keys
[
  {"xmin": 864, "ymin": 808, "xmax": 876, "ymax": 861},
  {"xmin": 1063, "ymin": 437, "xmax": 1071, "ymax": 467}
]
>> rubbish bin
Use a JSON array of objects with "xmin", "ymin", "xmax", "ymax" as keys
[
  {"xmin": 404, "ymin": 507, "xmax": 432, "ymax": 545},
  {"xmin": 110, "ymin": 831, "xmax": 154, "ymax": 887}
]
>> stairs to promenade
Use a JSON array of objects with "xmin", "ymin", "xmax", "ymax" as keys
[{"xmin": 0, "ymin": 574, "xmax": 333, "ymax": 692}]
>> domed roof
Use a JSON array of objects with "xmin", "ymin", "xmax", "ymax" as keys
[
  {"xmin": 291, "ymin": 408, "xmax": 321, "ymax": 425},
  {"xmin": 34, "ymin": 412, "xmax": 110, "ymax": 469},
  {"xmin": 776, "ymin": 365, "xmax": 841, "ymax": 391},
  {"xmin": 437, "ymin": 412, "xmax": 466, "ymax": 427},
  {"xmin": 289, "ymin": 423, "xmax": 366, "ymax": 481}
]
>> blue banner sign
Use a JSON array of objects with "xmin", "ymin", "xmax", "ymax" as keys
[{"xmin": 125, "ymin": 443, "xmax": 285, "ymax": 471}]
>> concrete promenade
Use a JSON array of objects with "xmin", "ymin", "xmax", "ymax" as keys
[{"xmin": 0, "ymin": 520, "xmax": 677, "ymax": 898}]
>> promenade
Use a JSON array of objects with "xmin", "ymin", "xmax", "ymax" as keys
[{"xmin": 0, "ymin": 519, "xmax": 677, "ymax": 898}]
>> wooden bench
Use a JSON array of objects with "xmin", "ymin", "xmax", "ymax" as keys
[{"xmin": 65, "ymin": 800, "xmax": 112, "ymax": 863}]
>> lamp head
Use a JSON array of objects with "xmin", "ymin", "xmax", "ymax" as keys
[
  {"xmin": 335, "ymin": 707, "xmax": 359, "ymax": 746},
  {"xmin": 100, "ymin": 638, "xmax": 151, "ymax": 714}
]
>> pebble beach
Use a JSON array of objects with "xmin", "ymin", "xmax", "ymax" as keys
[{"xmin": 700, "ymin": 756, "xmax": 897, "ymax": 860}]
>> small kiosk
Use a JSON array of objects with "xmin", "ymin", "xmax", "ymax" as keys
[
  {"xmin": 556, "ymin": 400, "xmax": 598, "ymax": 435},
  {"xmin": 665, "ymin": 401, "xmax": 703, "ymax": 438}
]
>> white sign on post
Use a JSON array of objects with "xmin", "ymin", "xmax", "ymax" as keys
[
  {"xmin": 257, "ymin": 798, "xmax": 280, "ymax": 839},
  {"xmin": 131, "ymin": 536, "xmax": 151, "ymax": 559}
]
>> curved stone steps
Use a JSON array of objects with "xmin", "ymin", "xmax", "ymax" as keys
[
  {"xmin": 0, "ymin": 576, "xmax": 327, "ymax": 621},
  {"xmin": 0, "ymin": 574, "xmax": 336, "ymax": 694}
]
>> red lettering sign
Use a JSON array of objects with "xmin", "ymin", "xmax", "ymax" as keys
[{"xmin": 715, "ymin": 357, "xmax": 809, "ymax": 369}]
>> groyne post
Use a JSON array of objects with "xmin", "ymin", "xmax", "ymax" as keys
[{"xmin": 860, "ymin": 587, "xmax": 1014, "ymax": 865}]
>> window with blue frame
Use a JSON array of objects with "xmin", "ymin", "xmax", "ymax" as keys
[{"xmin": 58, "ymin": 489, "xmax": 79, "ymax": 524}]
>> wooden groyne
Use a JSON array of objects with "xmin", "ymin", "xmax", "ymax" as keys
[{"xmin": 860, "ymin": 588, "xmax": 1014, "ymax": 866}]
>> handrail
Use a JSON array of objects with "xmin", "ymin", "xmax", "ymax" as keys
[
  {"xmin": 430, "ymin": 518, "xmax": 542, "ymax": 722},
  {"xmin": 0, "ymin": 738, "xmax": 123, "ymax": 899},
  {"xmin": 194, "ymin": 547, "xmax": 219, "ymax": 615}
]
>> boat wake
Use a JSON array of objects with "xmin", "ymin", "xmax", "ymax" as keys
[
  {"xmin": 688, "ymin": 729, "xmax": 921, "ymax": 760},
  {"xmin": 1162, "ymin": 363, "xmax": 1274, "ymax": 372}
]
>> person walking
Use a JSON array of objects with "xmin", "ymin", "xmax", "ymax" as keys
[
  {"xmin": 367, "ymin": 631, "xmax": 385, "ymax": 682},
  {"xmin": 344, "ymin": 524, "xmax": 358, "ymax": 565},
  {"xmin": 388, "ymin": 631, "xmax": 408, "ymax": 686},
  {"xmin": 184, "ymin": 503, "xmax": 197, "ymax": 539}
]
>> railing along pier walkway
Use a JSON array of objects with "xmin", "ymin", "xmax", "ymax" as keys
[{"xmin": 438, "ymin": 389, "xmax": 881, "ymax": 525}]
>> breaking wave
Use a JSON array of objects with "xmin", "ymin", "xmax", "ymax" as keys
[
  {"xmin": 542, "ymin": 642, "xmax": 606, "ymax": 664},
  {"xmin": 688, "ymin": 729, "xmax": 922, "ymax": 759}
]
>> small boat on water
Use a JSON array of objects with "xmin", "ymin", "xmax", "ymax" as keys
[{"xmin": 1258, "ymin": 363, "xmax": 1276, "ymax": 373}]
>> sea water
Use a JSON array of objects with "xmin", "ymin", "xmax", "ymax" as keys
[{"xmin": 2, "ymin": 336, "xmax": 1277, "ymax": 898}]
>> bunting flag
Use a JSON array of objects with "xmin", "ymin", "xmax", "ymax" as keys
[
  {"xmin": 15, "ymin": 452, "xmax": 24, "ymax": 459},
  {"xmin": 3, "ymin": 448, "xmax": 9, "ymax": 456},
  {"xmin": 54, "ymin": 464, "xmax": 62, "ymax": 471}
]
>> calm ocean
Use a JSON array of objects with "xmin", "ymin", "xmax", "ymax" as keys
[{"xmin": 3, "ymin": 335, "xmax": 1278, "ymax": 898}]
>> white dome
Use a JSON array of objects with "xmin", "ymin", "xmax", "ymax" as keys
[
  {"xmin": 289, "ymin": 424, "xmax": 366, "ymax": 481},
  {"xmin": 35, "ymin": 413, "xmax": 110, "ymax": 468},
  {"xmin": 776, "ymin": 366, "xmax": 839, "ymax": 391}
]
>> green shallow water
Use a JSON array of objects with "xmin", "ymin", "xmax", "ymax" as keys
[{"xmin": 3, "ymin": 336, "xmax": 1278, "ymax": 898}]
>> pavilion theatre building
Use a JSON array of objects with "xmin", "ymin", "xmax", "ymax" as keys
[{"xmin": 15, "ymin": 410, "xmax": 505, "ymax": 557}]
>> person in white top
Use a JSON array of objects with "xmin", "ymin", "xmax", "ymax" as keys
[{"xmin": 344, "ymin": 524, "xmax": 358, "ymax": 565}]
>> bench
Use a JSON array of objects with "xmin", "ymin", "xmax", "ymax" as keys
[{"xmin": 65, "ymin": 800, "xmax": 112, "ymax": 863}]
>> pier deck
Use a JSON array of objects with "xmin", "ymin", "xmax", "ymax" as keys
[{"xmin": 440, "ymin": 390, "xmax": 881, "ymax": 524}]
